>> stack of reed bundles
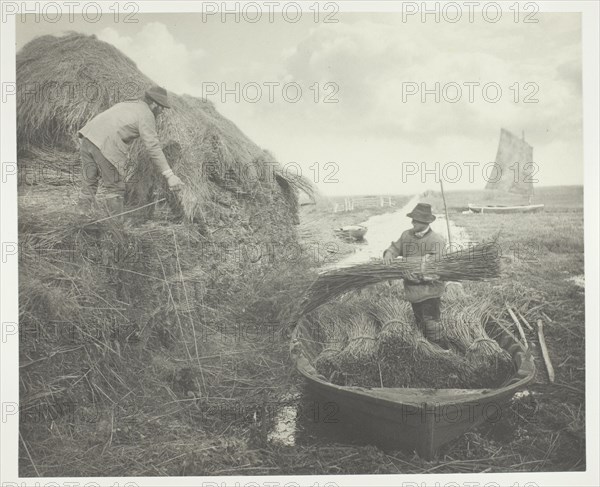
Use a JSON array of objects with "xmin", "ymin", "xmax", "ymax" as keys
[{"xmin": 311, "ymin": 285, "xmax": 515, "ymax": 389}]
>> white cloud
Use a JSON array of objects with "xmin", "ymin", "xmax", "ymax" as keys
[
  {"xmin": 98, "ymin": 22, "xmax": 205, "ymax": 96},
  {"xmin": 275, "ymin": 17, "xmax": 581, "ymax": 143},
  {"xmin": 94, "ymin": 16, "xmax": 582, "ymax": 194},
  {"xmin": 247, "ymin": 15, "xmax": 583, "ymax": 193}
]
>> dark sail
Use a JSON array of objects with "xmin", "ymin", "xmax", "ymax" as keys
[{"xmin": 485, "ymin": 128, "xmax": 534, "ymax": 195}]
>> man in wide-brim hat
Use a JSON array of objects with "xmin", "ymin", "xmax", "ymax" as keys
[
  {"xmin": 77, "ymin": 85, "xmax": 184, "ymax": 218},
  {"xmin": 383, "ymin": 203, "xmax": 447, "ymax": 345}
]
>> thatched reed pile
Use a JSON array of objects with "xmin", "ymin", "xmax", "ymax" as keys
[
  {"xmin": 17, "ymin": 32, "xmax": 312, "ymax": 222},
  {"xmin": 17, "ymin": 33, "xmax": 318, "ymax": 474},
  {"xmin": 16, "ymin": 30, "xmax": 315, "ymax": 375}
]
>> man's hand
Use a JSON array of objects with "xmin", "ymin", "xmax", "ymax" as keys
[
  {"xmin": 167, "ymin": 174, "xmax": 185, "ymax": 192},
  {"xmin": 403, "ymin": 271, "xmax": 421, "ymax": 282},
  {"xmin": 420, "ymin": 253, "xmax": 438, "ymax": 281},
  {"xmin": 383, "ymin": 252, "xmax": 395, "ymax": 265},
  {"xmin": 162, "ymin": 168, "xmax": 185, "ymax": 192}
]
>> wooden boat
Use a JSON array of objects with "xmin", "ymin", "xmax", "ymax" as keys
[
  {"xmin": 474, "ymin": 128, "xmax": 543, "ymax": 212},
  {"xmin": 335, "ymin": 225, "xmax": 368, "ymax": 240},
  {"xmin": 467, "ymin": 203, "xmax": 545, "ymax": 214},
  {"xmin": 486, "ymin": 128, "xmax": 535, "ymax": 194},
  {"xmin": 290, "ymin": 317, "xmax": 535, "ymax": 458}
]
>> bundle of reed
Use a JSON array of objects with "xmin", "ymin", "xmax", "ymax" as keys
[
  {"xmin": 374, "ymin": 298, "xmax": 418, "ymax": 355},
  {"xmin": 310, "ymin": 282, "xmax": 515, "ymax": 389},
  {"xmin": 470, "ymin": 310, "xmax": 514, "ymax": 386},
  {"xmin": 410, "ymin": 338, "xmax": 480, "ymax": 388},
  {"xmin": 441, "ymin": 299, "xmax": 488, "ymax": 352},
  {"xmin": 445, "ymin": 281, "xmax": 467, "ymax": 300},
  {"xmin": 466, "ymin": 338, "xmax": 514, "ymax": 388},
  {"xmin": 312, "ymin": 305, "xmax": 350, "ymax": 382},
  {"xmin": 372, "ymin": 298, "xmax": 419, "ymax": 388},
  {"xmin": 464, "ymin": 304, "xmax": 512, "ymax": 368},
  {"xmin": 441, "ymin": 294, "xmax": 514, "ymax": 387},
  {"xmin": 372, "ymin": 295, "xmax": 498, "ymax": 389},
  {"xmin": 307, "ymin": 303, "xmax": 350, "ymax": 347},
  {"xmin": 302, "ymin": 243, "xmax": 501, "ymax": 315},
  {"xmin": 369, "ymin": 297, "xmax": 473, "ymax": 388},
  {"xmin": 341, "ymin": 312, "xmax": 379, "ymax": 360},
  {"xmin": 334, "ymin": 312, "xmax": 381, "ymax": 387}
]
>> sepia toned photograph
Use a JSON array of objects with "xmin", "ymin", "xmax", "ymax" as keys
[{"xmin": 1, "ymin": 1, "xmax": 598, "ymax": 485}]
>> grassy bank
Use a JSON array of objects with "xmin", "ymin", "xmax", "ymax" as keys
[
  {"xmin": 18, "ymin": 187, "xmax": 409, "ymax": 477},
  {"xmin": 294, "ymin": 191, "xmax": 585, "ymax": 473},
  {"xmin": 18, "ymin": 182, "xmax": 311, "ymax": 477},
  {"xmin": 446, "ymin": 206, "xmax": 585, "ymax": 471},
  {"xmin": 421, "ymin": 185, "xmax": 583, "ymax": 212},
  {"xmin": 19, "ymin": 186, "xmax": 585, "ymax": 476}
]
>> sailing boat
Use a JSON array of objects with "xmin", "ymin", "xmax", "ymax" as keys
[{"xmin": 468, "ymin": 129, "xmax": 544, "ymax": 214}]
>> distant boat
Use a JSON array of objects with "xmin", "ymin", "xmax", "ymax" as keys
[
  {"xmin": 485, "ymin": 128, "xmax": 536, "ymax": 195},
  {"xmin": 335, "ymin": 225, "xmax": 368, "ymax": 240},
  {"xmin": 470, "ymin": 129, "xmax": 542, "ymax": 213},
  {"xmin": 467, "ymin": 203, "xmax": 545, "ymax": 214}
]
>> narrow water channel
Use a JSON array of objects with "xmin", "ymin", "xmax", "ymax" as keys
[{"xmin": 332, "ymin": 195, "xmax": 474, "ymax": 269}]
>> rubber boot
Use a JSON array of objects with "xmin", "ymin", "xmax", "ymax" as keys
[{"xmin": 424, "ymin": 320, "xmax": 449, "ymax": 350}]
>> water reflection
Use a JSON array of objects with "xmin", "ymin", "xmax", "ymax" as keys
[
  {"xmin": 330, "ymin": 195, "xmax": 420, "ymax": 269},
  {"xmin": 330, "ymin": 194, "xmax": 474, "ymax": 270},
  {"xmin": 268, "ymin": 387, "xmax": 381, "ymax": 448}
]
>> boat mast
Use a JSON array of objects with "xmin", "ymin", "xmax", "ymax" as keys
[{"xmin": 439, "ymin": 179, "xmax": 452, "ymax": 246}]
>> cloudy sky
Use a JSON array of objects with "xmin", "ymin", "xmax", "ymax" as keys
[{"xmin": 16, "ymin": 11, "xmax": 582, "ymax": 196}]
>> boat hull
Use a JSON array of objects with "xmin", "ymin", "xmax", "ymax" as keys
[
  {"xmin": 290, "ymin": 318, "xmax": 535, "ymax": 458},
  {"xmin": 336, "ymin": 225, "xmax": 368, "ymax": 239},
  {"xmin": 468, "ymin": 203, "xmax": 545, "ymax": 214}
]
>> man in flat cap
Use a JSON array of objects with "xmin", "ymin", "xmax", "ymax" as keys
[
  {"xmin": 383, "ymin": 203, "xmax": 447, "ymax": 345},
  {"xmin": 77, "ymin": 85, "xmax": 184, "ymax": 218}
]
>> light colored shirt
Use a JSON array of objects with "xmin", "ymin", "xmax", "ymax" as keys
[
  {"xmin": 78, "ymin": 100, "xmax": 170, "ymax": 176},
  {"xmin": 413, "ymin": 226, "xmax": 431, "ymax": 238}
]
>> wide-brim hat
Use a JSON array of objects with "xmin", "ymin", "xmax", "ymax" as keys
[
  {"xmin": 407, "ymin": 203, "xmax": 436, "ymax": 223},
  {"xmin": 145, "ymin": 85, "xmax": 171, "ymax": 109}
]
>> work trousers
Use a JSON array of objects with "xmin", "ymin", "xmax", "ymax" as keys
[
  {"xmin": 79, "ymin": 137, "xmax": 126, "ymax": 202},
  {"xmin": 411, "ymin": 297, "xmax": 442, "ymax": 342}
]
